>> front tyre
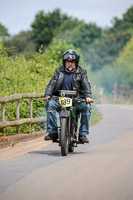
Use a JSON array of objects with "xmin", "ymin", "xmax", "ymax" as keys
[{"xmin": 60, "ymin": 118, "xmax": 69, "ymax": 156}]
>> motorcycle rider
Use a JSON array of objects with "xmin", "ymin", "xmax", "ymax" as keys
[{"xmin": 43, "ymin": 49, "xmax": 94, "ymax": 143}]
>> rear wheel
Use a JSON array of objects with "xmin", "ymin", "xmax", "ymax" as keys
[{"xmin": 60, "ymin": 118, "xmax": 69, "ymax": 156}]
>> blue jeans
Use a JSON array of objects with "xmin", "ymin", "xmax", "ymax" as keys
[{"xmin": 46, "ymin": 100, "xmax": 91, "ymax": 136}]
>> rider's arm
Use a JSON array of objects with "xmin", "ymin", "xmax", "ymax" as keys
[
  {"xmin": 44, "ymin": 68, "xmax": 59, "ymax": 97},
  {"xmin": 81, "ymin": 69, "xmax": 92, "ymax": 98}
]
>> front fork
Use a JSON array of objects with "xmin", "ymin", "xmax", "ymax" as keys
[
  {"xmin": 57, "ymin": 107, "xmax": 80, "ymax": 145},
  {"xmin": 58, "ymin": 109, "xmax": 70, "ymax": 138},
  {"xmin": 70, "ymin": 107, "xmax": 80, "ymax": 144},
  {"xmin": 74, "ymin": 112, "xmax": 80, "ymax": 143}
]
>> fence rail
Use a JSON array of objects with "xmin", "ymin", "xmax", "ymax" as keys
[
  {"xmin": 114, "ymin": 83, "xmax": 133, "ymax": 101},
  {"xmin": 0, "ymin": 93, "xmax": 46, "ymax": 134}
]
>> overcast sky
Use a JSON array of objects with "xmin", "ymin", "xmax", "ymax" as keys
[{"xmin": 0, "ymin": 0, "xmax": 133, "ymax": 35}]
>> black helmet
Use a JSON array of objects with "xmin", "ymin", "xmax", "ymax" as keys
[{"xmin": 63, "ymin": 49, "xmax": 80, "ymax": 67}]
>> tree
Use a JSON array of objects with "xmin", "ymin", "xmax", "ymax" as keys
[
  {"xmin": 115, "ymin": 36, "xmax": 133, "ymax": 86},
  {"xmin": 0, "ymin": 23, "xmax": 10, "ymax": 38},
  {"xmin": 97, "ymin": 36, "xmax": 133, "ymax": 93},
  {"xmin": 58, "ymin": 17, "xmax": 83, "ymax": 33},
  {"xmin": 68, "ymin": 22, "xmax": 102, "ymax": 49},
  {"xmin": 31, "ymin": 9, "xmax": 69, "ymax": 49},
  {"xmin": 55, "ymin": 18, "xmax": 84, "ymax": 41},
  {"xmin": 85, "ymin": 32, "xmax": 129, "ymax": 71},
  {"xmin": 4, "ymin": 31, "xmax": 36, "ymax": 58},
  {"xmin": 110, "ymin": 6, "xmax": 133, "ymax": 34},
  {"xmin": 43, "ymin": 38, "xmax": 85, "ymax": 67},
  {"xmin": 86, "ymin": 5, "xmax": 133, "ymax": 71}
]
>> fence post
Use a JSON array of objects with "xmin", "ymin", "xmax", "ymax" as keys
[
  {"xmin": 16, "ymin": 100, "xmax": 19, "ymax": 133},
  {"xmin": 1, "ymin": 103, "xmax": 5, "ymax": 121},
  {"xmin": 29, "ymin": 98, "xmax": 33, "ymax": 118},
  {"xmin": 1, "ymin": 103, "xmax": 5, "ymax": 136},
  {"xmin": 0, "ymin": 93, "xmax": 46, "ymax": 134}
]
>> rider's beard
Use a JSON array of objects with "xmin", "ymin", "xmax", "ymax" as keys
[{"xmin": 65, "ymin": 65, "xmax": 76, "ymax": 73}]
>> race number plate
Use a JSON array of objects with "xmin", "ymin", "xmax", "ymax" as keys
[{"xmin": 59, "ymin": 97, "xmax": 72, "ymax": 108}]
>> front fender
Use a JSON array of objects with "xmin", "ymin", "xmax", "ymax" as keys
[{"xmin": 60, "ymin": 110, "xmax": 70, "ymax": 118}]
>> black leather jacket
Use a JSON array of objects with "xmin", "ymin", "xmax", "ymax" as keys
[{"xmin": 44, "ymin": 65, "xmax": 92, "ymax": 98}]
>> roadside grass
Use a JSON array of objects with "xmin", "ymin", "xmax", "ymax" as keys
[{"xmin": 90, "ymin": 105, "xmax": 103, "ymax": 126}]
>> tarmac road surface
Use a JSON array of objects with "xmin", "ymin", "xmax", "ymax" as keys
[{"xmin": 0, "ymin": 104, "xmax": 133, "ymax": 200}]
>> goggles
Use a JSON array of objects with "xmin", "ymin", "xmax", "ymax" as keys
[{"xmin": 63, "ymin": 53, "xmax": 76, "ymax": 61}]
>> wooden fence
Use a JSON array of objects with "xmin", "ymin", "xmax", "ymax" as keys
[
  {"xmin": 114, "ymin": 83, "xmax": 133, "ymax": 101},
  {"xmin": 0, "ymin": 93, "xmax": 46, "ymax": 134}
]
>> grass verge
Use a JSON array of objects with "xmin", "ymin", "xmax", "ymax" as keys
[{"xmin": 90, "ymin": 105, "xmax": 103, "ymax": 126}]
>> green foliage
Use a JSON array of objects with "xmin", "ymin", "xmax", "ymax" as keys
[
  {"xmin": 0, "ymin": 42, "xmax": 50, "ymax": 134},
  {"xmin": 82, "ymin": 6, "xmax": 132, "ymax": 71},
  {"xmin": 31, "ymin": 8, "xmax": 102, "ymax": 53},
  {"xmin": 114, "ymin": 36, "xmax": 133, "ymax": 86},
  {"xmin": 68, "ymin": 23, "xmax": 102, "ymax": 49},
  {"xmin": 43, "ymin": 39, "xmax": 86, "ymax": 67},
  {"xmin": 90, "ymin": 105, "xmax": 102, "ymax": 126},
  {"xmin": 31, "ymin": 9, "xmax": 69, "ymax": 49},
  {"xmin": 0, "ymin": 23, "xmax": 10, "ymax": 37},
  {"xmin": 52, "ymin": 18, "xmax": 84, "ymax": 42},
  {"xmin": 110, "ymin": 6, "xmax": 133, "ymax": 33},
  {"xmin": 116, "ymin": 36, "xmax": 133, "ymax": 64},
  {"xmin": 4, "ymin": 31, "xmax": 36, "ymax": 59},
  {"xmin": 3, "ymin": 5, "xmax": 133, "ymax": 74},
  {"xmin": 93, "ymin": 36, "xmax": 133, "ymax": 94},
  {"xmin": 58, "ymin": 18, "xmax": 83, "ymax": 33},
  {"xmin": 85, "ymin": 32, "xmax": 130, "ymax": 71},
  {"xmin": 0, "ymin": 40, "xmax": 87, "ymax": 135},
  {"xmin": 1, "ymin": 4, "xmax": 133, "ymax": 131}
]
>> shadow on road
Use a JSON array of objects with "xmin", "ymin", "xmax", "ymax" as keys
[
  {"xmin": 28, "ymin": 150, "xmax": 85, "ymax": 157},
  {"xmin": 28, "ymin": 150, "xmax": 61, "ymax": 157}
]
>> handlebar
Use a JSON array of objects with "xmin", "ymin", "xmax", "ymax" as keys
[
  {"xmin": 44, "ymin": 95, "xmax": 93, "ymax": 104},
  {"xmin": 50, "ymin": 96, "xmax": 86, "ymax": 103}
]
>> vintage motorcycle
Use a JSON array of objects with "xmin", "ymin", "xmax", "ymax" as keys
[{"xmin": 51, "ymin": 90, "xmax": 87, "ymax": 156}]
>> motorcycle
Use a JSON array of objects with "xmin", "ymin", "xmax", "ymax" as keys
[{"xmin": 51, "ymin": 90, "xmax": 87, "ymax": 156}]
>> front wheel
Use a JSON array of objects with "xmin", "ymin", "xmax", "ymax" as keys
[{"xmin": 60, "ymin": 118, "xmax": 69, "ymax": 156}]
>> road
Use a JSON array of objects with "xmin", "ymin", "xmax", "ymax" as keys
[{"xmin": 0, "ymin": 104, "xmax": 133, "ymax": 200}]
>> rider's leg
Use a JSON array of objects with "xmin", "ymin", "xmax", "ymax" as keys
[
  {"xmin": 74, "ymin": 102, "xmax": 91, "ymax": 143},
  {"xmin": 79, "ymin": 103, "xmax": 91, "ymax": 135},
  {"xmin": 45, "ymin": 100, "xmax": 61, "ymax": 140}
]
